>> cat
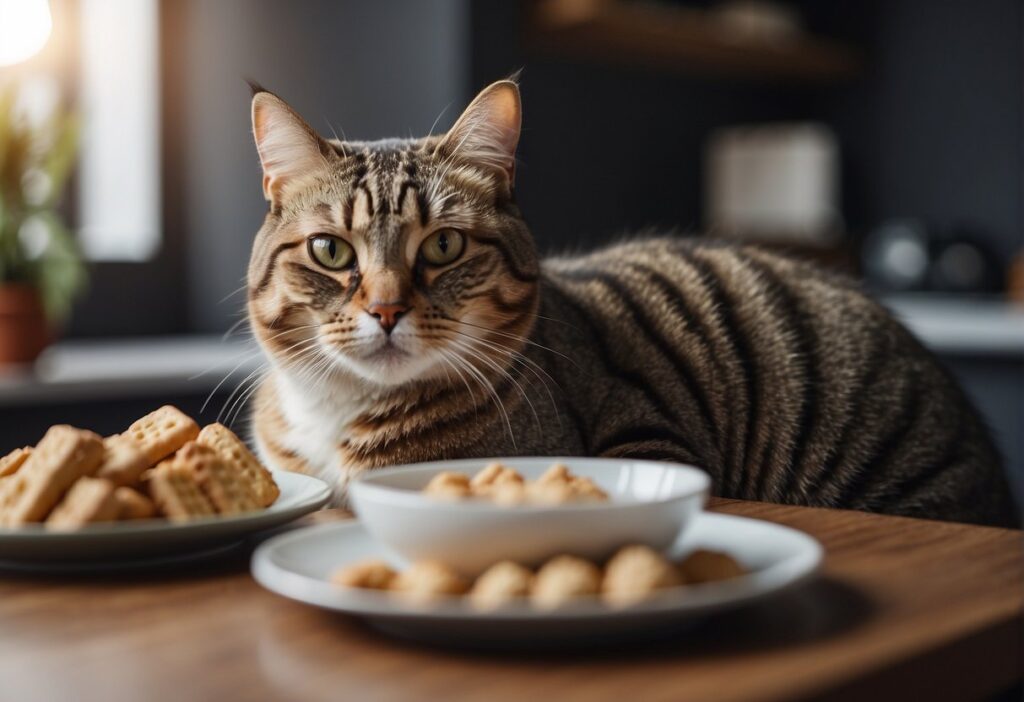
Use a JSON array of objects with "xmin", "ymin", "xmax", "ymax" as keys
[{"xmin": 245, "ymin": 79, "xmax": 1018, "ymax": 527}]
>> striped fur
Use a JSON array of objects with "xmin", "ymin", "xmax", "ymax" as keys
[{"xmin": 246, "ymin": 82, "xmax": 1017, "ymax": 526}]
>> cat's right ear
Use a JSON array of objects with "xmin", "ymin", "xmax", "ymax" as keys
[{"xmin": 251, "ymin": 89, "xmax": 331, "ymax": 204}]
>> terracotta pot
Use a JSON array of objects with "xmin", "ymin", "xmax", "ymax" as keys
[{"xmin": 0, "ymin": 284, "xmax": 51, "ymax": 365}]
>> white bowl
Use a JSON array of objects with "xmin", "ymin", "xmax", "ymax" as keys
[{"xmin": 349, "ymin": 457, "xmax": 710, "ymax": 576}]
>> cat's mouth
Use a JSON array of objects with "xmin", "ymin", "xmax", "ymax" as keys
[{"xmin": 317, "ymin": 330, "xmax": 444, "ymax": 387}]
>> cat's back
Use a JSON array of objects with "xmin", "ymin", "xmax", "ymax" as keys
[{"xmin": 538, "ymin": 237, "xmax": 1016, "ymax": 527}]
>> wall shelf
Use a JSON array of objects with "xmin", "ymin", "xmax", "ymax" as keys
[{"xmin": 527, "ymin": 0, "xmax": 863, "ymax": 82}]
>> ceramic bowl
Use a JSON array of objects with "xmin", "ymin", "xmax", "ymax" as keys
[{"xmin": 349, "ymin": 457, "xmax": 710, "ymax": 576}]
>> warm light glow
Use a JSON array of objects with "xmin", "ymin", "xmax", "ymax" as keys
[{"xmin": 0, "ymin": 0, "xmax": 53, "ymax": 67}]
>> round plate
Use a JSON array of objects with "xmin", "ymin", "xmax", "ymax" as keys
[
  {"xmin": 0, "ymin": 471, "xmax": 331, "ymax": 562},
  {"xmin": 251, "ymin": 512, "xmax": 823, "ymax": 645}
]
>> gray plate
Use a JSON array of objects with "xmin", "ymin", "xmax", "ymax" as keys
[{"xmin": 0, "ymin": 471, "xmax": 331, "ymax": 562}]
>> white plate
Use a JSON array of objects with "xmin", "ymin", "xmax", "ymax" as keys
[
  {"xmin": 251, "ymin": 512, "xmax": 823, "ymax": 645},
  {"xmin": 351, "ymin": 457, "xmax": 710, "ymax": 575},
  {"xmin": 0, "ymin": 471, "xmax": 331, "ymax": 563}
]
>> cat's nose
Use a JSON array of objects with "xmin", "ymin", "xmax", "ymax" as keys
[{"xmin": 367, "ymin": 301, "xmax": 409, "ymax": 334}]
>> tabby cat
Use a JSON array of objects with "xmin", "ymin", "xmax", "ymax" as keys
[{"xmin": 246, "ymin": 79, "xmax": 1018, "ymax": 527}]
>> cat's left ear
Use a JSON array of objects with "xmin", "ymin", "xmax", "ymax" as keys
[
  {"xmin": 439, "ymin": 80, "xmax": 521, "ymax": 183},
  {"xmin": 251, "ymin": 88, "xmax": 333, "ymax": 204}
]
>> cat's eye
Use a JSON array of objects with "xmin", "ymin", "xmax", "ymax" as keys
[
  {"xmin": 308, "ymin": 235, "xmax": 355, "ymax": 270},
  {"xmin": 419, "ymin": 229, "xmax": 465, "ymax": 266}
]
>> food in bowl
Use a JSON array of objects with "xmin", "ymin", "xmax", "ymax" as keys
[
  {"xmin": 331, "ymin": 545, "xmax": 746, "ymax": 609},
  {"xmin": 0, "ymin": 406, "xmax": 279, "ymax": 529},
  {"xmin": 423, "ymin": 462, "xmax": 609, "ymax": 505},
  {"xmin": 351, "ymin": 457, "xmax": 711, "ymax": 574}
]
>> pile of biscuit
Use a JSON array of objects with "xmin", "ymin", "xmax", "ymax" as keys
[
  {"xmin": 423, "ymin": 462, "xmax": 609, "ymax": 505},
  {"xmin": 0, "ymin": 406, "xmax": 279, "ymax": 529},
  {"xmin": 333, "ymin": 545, "xmax": 745, "ymax": 610}
]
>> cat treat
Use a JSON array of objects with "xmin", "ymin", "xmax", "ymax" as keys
[
  {"xmin": 331, "ymin": 547, "xmax": 746, "ymax": 609},
  {"xmin": 0, "ymin": 407, "xmax": 280, "ymax": 530},
  {"xmin": 95, "ymin": 435, "xmax": 150, "ymax": 487},
  {"xmin": 0, "ymin": 446, "xmax": 32, "ymax": 478},
  {"xmin": 197, "ymin": 423, "xmax": 280, "ymax": 507},
  {"xmin": 127, "ymin": 405, "xmax": 201, "ymax": 465},
  {"xmin": 114, "ymin": 486, "xmax": 157, "ymax": 520},
  {"xmin": 0, "ymin": 425, "xmax": 104, "ymax": 526},
  {"xmin": 46, "ymin": 477, "xmax": 120, "ymax": 530},
  {"xmin": 422, "ymin": 462, "xmax": 609, "ymax": 505}
]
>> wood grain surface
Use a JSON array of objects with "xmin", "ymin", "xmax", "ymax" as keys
[{"xmin": 0, "ymin": 499, "xmax": 1020, "ymax": 702}]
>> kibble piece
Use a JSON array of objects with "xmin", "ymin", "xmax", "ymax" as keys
[
  {"xmin": 531, "ymin": 555, "xmax": 602, "ymax": 608},
  {"xmin": 196, "ymin": 423, "xmax": 279, "ymax": 507},
  {"xmin": 95, "ymin": 435, "xmax": 149, "ymax": 487},
  {"xmin": 147, "ymin": 461, "xmax": 216, "ymax": 521},
  {"xmin": 46, "ymin": 477, "xmax": 120, "ymax": 529},
  {"xmin": 537, "ymin": 463, "xmax": 571, "ymax": 485},
  {"xmin": 679, "ymin": 549, "xmax": 747, "ymax": 584},
  {"xmin": 470, "ymin": 561, "xmax": 533, "ymax": 610},
  {"xmin": 177, "ymin": 442, "xmax": 261, "ymax": 515},
  {"xmin": 0, "ymin": 447, "xmax": 32, "ymax": 477},
  {"xmin": 525, "ymin": 479, "xmax": 576, "ymax": 505},
  {"xmin": 0, "ymin": 426, "xmax": 104, "ymax": 526},
  {"xmin": 570, "ymin": 475, "xmax": 608, "ymax": 501},
  {"xmin": 127, "ymin": 406, "xmax": 200, "ymax": 465},
  {"xmin": 469, "ymin": 462, "xmax": 523, "ymax": 496},
  {"xmin": 332, "ymin": 559, "xmax": 397, "ymax": 590},
  {"xmin": 423, "ymin": 471, "xmax": 472, "ymax": 500},
  {"xmin": 114, "ymin": 487, "xmax": 157, "ymax": 520},
  {"xmin": 602, "ymin": 545, "xmax": 683, "ymax": 605},
  {"xmin": 490, "ymin": 480, "xmax": 527, "ymax": 506},
  {"xmin": 390, "ymin": 560, "xmax": 469, "ymax": 603}
]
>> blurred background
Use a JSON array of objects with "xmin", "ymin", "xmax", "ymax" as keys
[{"xmin": 0, "ymin": 0, "xmax": 1021, "ymax": 499}]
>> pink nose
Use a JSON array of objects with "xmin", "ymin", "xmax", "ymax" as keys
[{"xmin": 367, "ymin": 301, "xmax": 409, "ymax": 334}]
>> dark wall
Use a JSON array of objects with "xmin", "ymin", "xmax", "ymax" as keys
[
  {"xmin": 168, "ymin": 0, "xmax": 469, "ymax": 333},
  {"xmin": 471, "ymin": 1, "xmax": 1022, "ymax": 262},
  {"xmin": 470, "ymin": 1, "xmax": 811, "ymax": 253},
  {"xmin": 809, "ymin": 0, "xmax": 1023, "ymax": 260}
]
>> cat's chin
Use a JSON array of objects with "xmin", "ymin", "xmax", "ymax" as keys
[{"xmin": 320, "ymin": 343, "xmax": 445, "ymax": 388}]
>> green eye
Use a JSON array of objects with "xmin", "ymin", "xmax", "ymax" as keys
[
  {"xmin": 308, "ymin": 235, "xmax": 354, "ymax": 270},
  {"xmin": 420, "ymin": 229, "xmax": 465, "ymax": 265}
]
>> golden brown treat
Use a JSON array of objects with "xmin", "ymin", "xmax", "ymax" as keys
[
  {"xmin": 113, "ymin": 487, "xmax": 157, "ymax": 520},
  {"xmin": 490, "ymin": 480, "xmax": 527, "ymax": 506},
  {"xmin": 0, "ymin": 425, "xmax": 104, "ymax": 526},
  {"xmin": 470, "ymin": 561, "xmax": 533, "ymax": 610},
  {"xmin": 525, "ymin": 479, "xmax": 576, "ymax": 505},
  {"xmin": 196, "ymin": 423, "xmax": 279, "ymax": 507},
  {"xmin": 127, "ymin": 406, "xmax": 200, "ymax": 465},
  {"xmin": 95, "ymin": 435, "xmax": 150, "ymax": 487},
  {"xmin": 531, "ymin": 555, "xmax": 602, "ymax": 608},
  {"xmin": 0, "ymin": 446, "xmax": 32, "ymax": 477},
  {"xmin": 570, "ymin": 475, "xmax": 609, "ymax": 501},
  {"xmin": 679, "ymin": 549, "xmax": 747, "ymax": 584},
  {"xmin": 602, "ymin": 545, "xmax": 683, "ymax": 605},
  {"xmin": 177, "ymin": 442, "xmax": 261, "ymax": 515},
  {"xmin": 422, "ymin": 471, "xmax": 472, "ymax": 500},
  {"xmin": 147, "ymin": 461, "xmax": 216, "ymax": 521},
  {"xmin": 469, "ymin": 462, "xmax": 523, "ymax": 496},
  {"xmin": 537, "ymin": 463, "xmax": 571, "ymax": 485},
  {"xmin": 390, "ymin": 560, "xmax": 469, "ymax": 602},
  {"xmin": 332, "ymin": 559, "xmax": 397, "ymax": 590},
  {"xmin": 45, "ymin": 477, "xmax": 120, "ymax": 529}
]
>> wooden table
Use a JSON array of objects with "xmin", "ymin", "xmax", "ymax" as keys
[{"xmin": 0, "ymin": 499, "xmax": 1020, "ymax": 702}]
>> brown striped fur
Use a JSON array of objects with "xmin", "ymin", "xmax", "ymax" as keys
[{"xmin": 246, "ymin": 80, "xmax": 1018, "ymax": 526}]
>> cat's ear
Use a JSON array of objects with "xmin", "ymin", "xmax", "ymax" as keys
[
  {"xmin": 439, "ymin": 80, "xmax": 521, "ymax": 183},
  {"xmin": 251, "ymin": 89, "xmax": 332, "ymax": 203}
]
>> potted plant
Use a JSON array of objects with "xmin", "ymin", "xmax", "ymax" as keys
[{"xmin": 0, "ymin": 84, "xmax": 86, "ymax": 365}]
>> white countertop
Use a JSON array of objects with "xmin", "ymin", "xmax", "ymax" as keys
[
  {"xmin": 880, "ymin": 294, "xmax": 1024, "ymax": 357},
  {"xmin": 0, "ymin": 295, "xmax": 1020, "ymax": 408},
  {"xmin": 0, "ymin": 335, "xmax": 262, "ymax": 407}
]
